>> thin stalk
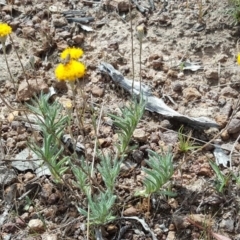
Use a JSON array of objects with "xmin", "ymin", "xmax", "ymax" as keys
[
  {"xmin": 136, "ymin": 25, "xmax": 144, "ymax": 94},
  {"xmin": 69, "ymin": 82, "xmax": 85, "ymax": 135},
  {"xmin": 78, "ymin": 82, "xmax": 87, "ymax": 130},
  {"xmin": 74, "ymin": 79, "xmax": 93, "ymax": 178},
  {"xmin": 139, "ymin": 38, "xmax": 142, "ymax": 93},
  {"xmin": 148, "ymin": 195, "xmax": 150, "ymax": 213},
  {"xmin": 198, "ymin": 0, "xmax": 202, "ymax": 23},
  {"xmin": 129, "ymin": 0, "xmax": 135, "ymax": 94},
  {"xmin": 1, "ymin": 41, "xmax": 17, "ymax": 90},
  {"xmin": 66, "ymin": 103, "xmax": 76, "ymax": 151},
  {"xmin": 87, "ymin": 103, "xmax": 104, "ymax": 240},
  {"xmin": 9, "ymin": 35, "xmax": 31, "ymax": 87}
]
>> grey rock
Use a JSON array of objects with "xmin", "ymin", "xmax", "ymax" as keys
[
  {"xmin": 160, "ymin": 120, "xmax": 172, "ymax": 129},
  {"xmin": 52, "ymin": 15, "xmax": 68, "ymax": 27},
  {"xmin": 120, "ymin": 160, "xmax": 137, "ymax": 172},
  {"xmin": 132, "ymin": 150, "xmax": 144, "ymax": 162},
  {"xmin": 0, "ymin": 166, "xmax": 17, "ymax": 185},
  {"xmin": 219, "ymin": 219, "xmax": 234, "ymax": 232},
  {"xmin": 160, "ymin": 130, "xmax": 178, "ymax": 145},
  {"xmin": 12, "ymin": 148, "xmax": 51, "ymax": 177},
  {"xmin": 58, "ymin": 30, "xmax": 71, "ymax": 39},
  {"xmin": 183, "ymin": 87, "xmax": 201, "ymax": 101},
  {"xmin": 221, "ymin": 87, "xmax": 238, "ymax": 98},
  {"xmin": 146, "ymin": 121, "xmax": 160, "ymax": 132},
  {"xmin": 150, "ymin": 132, "xmax": 159, "ymax": 143},
  {"xmin": 205, "ymin": 69, "xmax": 218, "ymax": 80},
  {"xmin": 172, "ymin": 82, "xmax": 182, "ymax": 92},
  {"xmin": 91, "ymin": 86, "xmax": 104, "ymax": 97},
  {"xmin": 220, "ymin": 102, "xmax": 232, "ymax": 117},
  {"xmin": 186, "ymin": 106, "xmax": 218, "ymax": 118},
  {"xmin": 28, "ymin": 219, "xmax": 44, "ymax": 233},
  {"xmin": 73, "ymin": 34, "xmax": 85, "ymax": 44},
  {"xmin": 227, "ymin": 118, "xmax": 240, "ymax": 134},
  {"xmin": 218, "ymin": 98, "xmax": 226, "ymax": 107},
  {"xmin": 12, "ymin": 148, "xmax": 40, "ymax": 171},
  {"xmin": 133, "ymin": 128, "xmax": 148, "ymax": 142}
]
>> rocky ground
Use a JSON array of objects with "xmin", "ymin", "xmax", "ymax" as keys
[{"xmin": 0, "ymin": 0, "xmax": 240, "ymax": 239}]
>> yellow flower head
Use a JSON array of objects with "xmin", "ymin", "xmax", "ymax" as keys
[
  {"xmin": 60, "ymin": 47, "xmax": 84, "ymax": 60},
  {"xmin": 0, "ymin": 23, "xmax": 12, "ymax": 42},
  {"xmin": 237, "ymin": 53, "xmax": 240, "ymax": 65},
  {"xmin": 55, "ymin": 60, "xmax": 86, "ymax": 82}
]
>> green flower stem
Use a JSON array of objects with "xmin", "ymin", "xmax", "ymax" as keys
[
  {"xmin": 9, "ymin": 35, "xmax": 31, "ymax": 87},
  {"xmin": 139, "ymin": 38, "xmax": 142, "ymax": 93},
  {"xmin": 129, "ymin": 0, "xmax": 135, "ymax": 95},
  {"xmin": 1, "ymin": 40, "xmax": 17, "ymax": 90},
  {"xmin": 69, "ymin": 81, "xmax": 85, "ymax": 136},
  {"xmin": 66, "ymin": 106, "xmax": 76, "ymax": 149},
  {"xmin": 137, "ymin": 25, "xmax": 144, "ymax": 94},
  {"xmin": 78, "ymin": 82, "xmax": 87, "ymax": 131}
]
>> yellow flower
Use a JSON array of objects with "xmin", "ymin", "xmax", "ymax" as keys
[
  {"xmin": 237, "ymin": 53, "xmax": 240, "ymax": 65},
  {"xmin": 60, "ymin": 47, "xmax": 84, "ymax": 60},
  {"xmin": 0, "ymin": 23, "xmax": 12, "ymax": 42},
  {"xmin": 55, "ymin": 60, "xmax": 86, "ymax": 81}
]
